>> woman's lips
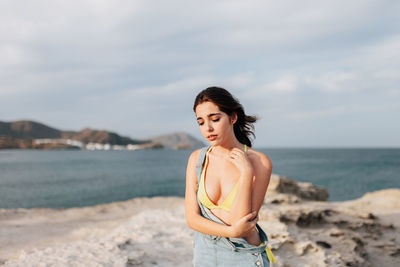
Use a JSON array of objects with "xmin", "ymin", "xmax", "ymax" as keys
[{"xmin": 207, "ymin": 135, "xmax": 217, "ymax": 141}]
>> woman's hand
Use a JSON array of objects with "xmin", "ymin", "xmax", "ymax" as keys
[
  {"xmin": 227, "ymin": 147, "xmax": 254, "ymax": 177},
  {"xmin": 229, "ymin": 211, "xmax": 259, "ymax": 238}
]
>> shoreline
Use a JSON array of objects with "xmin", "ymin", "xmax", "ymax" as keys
[
  {"xmin": 0, "ymin": 196, "xmax": 185, "ymax": 265},
  {"xmin": 1, "ymin": 175, "xmax": 400, "ymax": 266}
]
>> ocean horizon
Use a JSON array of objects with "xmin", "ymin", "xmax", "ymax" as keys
[{"xmin": 1, "ymin": 147, "xmax": 399, "ymax": 209}]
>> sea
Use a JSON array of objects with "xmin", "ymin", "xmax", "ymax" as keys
[{"xmin": 0, "ymin": 148, "xmax": 399, "ymax": 209}]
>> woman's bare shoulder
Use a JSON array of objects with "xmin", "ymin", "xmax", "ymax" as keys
[
  {"xmin": 248, "ymin": 147, "xmax": 273, "ymax": 171},
  {"xmin": 187, "ymin": 148, "xmax": 202, "ymax": 165}
]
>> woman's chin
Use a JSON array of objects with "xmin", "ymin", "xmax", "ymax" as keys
[{"xmin": 208, "ymin": 140, "xmax": 222, "ymax": 146}]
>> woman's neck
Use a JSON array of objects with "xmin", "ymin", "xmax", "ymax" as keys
[{"xmin": 211, "ymin": 138, "xmax": 245, "ymax": 156}]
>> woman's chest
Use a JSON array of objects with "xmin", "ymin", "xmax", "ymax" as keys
[{"xmin": 204, "ymin": 159, "xmax": 240, "ymax": 200}]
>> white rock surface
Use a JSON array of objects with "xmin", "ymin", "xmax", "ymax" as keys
[{"xmin": 1, "ymin": 175, "xmax": 399, "ymax": 267}]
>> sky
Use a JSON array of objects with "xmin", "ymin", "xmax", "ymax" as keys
[{"xmin": 1, "ymin": 0, "xmax": 399, "ymax": 148}]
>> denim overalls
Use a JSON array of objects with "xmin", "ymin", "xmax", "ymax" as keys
[{"xmin": 193, "ymin": 146, "xmax": 271, "ymax": 267}]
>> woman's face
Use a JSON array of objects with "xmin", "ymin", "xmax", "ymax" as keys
[{"xmin": 195, "ymin": 101, "xmax": 236, "ymax": 146}]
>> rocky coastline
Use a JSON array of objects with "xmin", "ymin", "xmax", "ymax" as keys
[
  {"xmin": 1, "ymin": 174, "xmax": 399, "ymax": 266},
  {"xmin": 0, "ymin": 120, "xmax": 204, "ymax": 150}
]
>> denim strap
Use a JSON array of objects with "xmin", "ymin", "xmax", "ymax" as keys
[
  {"xmin": 196, "ymin": 146, "xmax": 209, "ymax": 185},
  {"xmin": 197, "ymin": 191, "xmax": 268, "ymax": 253}
]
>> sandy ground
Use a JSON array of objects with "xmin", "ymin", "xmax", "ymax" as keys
[
  {"xmin": 0, "ymin": 197, "xmax": 185, "ymax": 264},
  {"xmin": 1, "ymin": 175, "xmax": 399, "ymax": 267}
]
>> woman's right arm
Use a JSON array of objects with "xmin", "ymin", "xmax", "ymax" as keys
[{"xmin": 184, "ymin": 149, "xmax": 258, "ymax": 238}]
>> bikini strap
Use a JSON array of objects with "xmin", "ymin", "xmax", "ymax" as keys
[{"xmin": 196, "ymin": 146, "xmax": 210, "ymax": 184}]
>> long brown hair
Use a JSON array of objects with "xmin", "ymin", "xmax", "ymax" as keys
[{"xmin": 193, "ymin": 86, "xmax": 257, "ymax": 147}]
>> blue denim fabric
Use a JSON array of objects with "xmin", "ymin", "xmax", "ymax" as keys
[
  {"xmin": 193, "ymin": 146, "xmax": 271, "ymax": 267},
  {"xmin": 194, "ymin": 231, "xmax": 270, "ymax": 267}
]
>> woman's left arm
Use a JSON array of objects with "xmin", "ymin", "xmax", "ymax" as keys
[{"xmin": 227, "ymin": 149, "xmax": 272, "ymax": 224}]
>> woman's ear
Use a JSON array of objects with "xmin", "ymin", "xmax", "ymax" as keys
[{"xmin": 231, "ymin": 113, "xmax": 238, "ymax": 125}]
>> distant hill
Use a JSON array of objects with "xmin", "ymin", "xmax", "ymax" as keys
[
  {"xmin": 0, "ymin": 120, "xmax": 61, "ymax": 139},
  {"xmin": 0, "ymin": 120, "xmax": 204, "ymax": 150},
  {"xmin": 60, "ymin": 128, "xmax": 145, "ymax": 145},
  {"xmin": 148, "ymin": 132, "xmax": 205, "ymax": 149},
  {"xmin": 0, "ymin": 120, "xmax": 145, "ymax": 148}
]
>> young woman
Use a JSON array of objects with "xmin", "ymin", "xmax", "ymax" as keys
[{"xmin": 185, "ymin": 87, "xmax": 275, "ymax": 267}]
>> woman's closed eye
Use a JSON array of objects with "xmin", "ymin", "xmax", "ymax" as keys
[{"xmin": 197, "ymin": 118, "xmax": 219, "ymax": 126}]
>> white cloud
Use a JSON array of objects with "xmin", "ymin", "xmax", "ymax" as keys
[
  {"xmin": 304, "ymin": 72, "xmax": 360, "ymax": 92},
  {"xmin": 265, "ymin": 75, "xmax": 298, "ymax": 93},
  {"xmin": 0, "ymin": 0, "xmax": 399, "ymax": 147},
  {"xmin": 286, "ymin": 106, "xmax": 347, "ymax": 120},
  {"xmin": 360, "ymin": 35, "xmax": 400, "ymax": 66}
]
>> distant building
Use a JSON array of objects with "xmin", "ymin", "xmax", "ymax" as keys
[{"xmin": 34, "ymin": 138, "xmax": 84, "ymax": 148}]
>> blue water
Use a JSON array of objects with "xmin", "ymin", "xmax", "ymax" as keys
[
  {"xmin": 265, "ymin": 148, "xmax": 400, "ymax": 202},
  {"xmin": 0, "ymin": 148, "xmax": 399, "ymax": 209}
]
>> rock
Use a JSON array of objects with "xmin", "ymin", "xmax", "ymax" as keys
[
  {"xmin": 316, "ymin": 241, "xmax": 332, "ymax": 249},
  {"xmin": 267, "ymin": 174, "xmax": 329, "ymax": 202},
  {"xmin": 390, "ymin": 248, "xmax": 400, "ymax": 257},
  {"xmin": 296, "ymin": 211, "xmax": 326, "ymax": 227},
  {"xmin": 329, "ymin": 229, "xmax": 344, "ymax": 237},
  {"xmin": 279, "ymin": 209, "xmax": 331, "ymax": 227},
  {"xmin": 359, "ymin": 213, "xmax": 377, "ymax": 220},
  {"xmin": 2, "ymin": 179, "xmax": 400, "ymax": 267},
  {"xmin": 268, "ymin": 194, "xmax": 301, "ymax": 204}
]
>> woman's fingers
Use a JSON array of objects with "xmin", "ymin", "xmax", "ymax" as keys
[
  {"xmin": 232, "ymin": 212, "xmax": 259, "ymax": 237},
  {"xmin": 237, "ymin": 211, "xmax": 256, "ymax": 227},
  {"xmin": 249, "ymin": 211, "xmax": 258, "ymax": 220},
  {"xmin": 251, "ymin": 215, "xmax": 259, "ymax": 225},
  {"xmin": 230, "ymin": 149, "xmax": 244, "ymax": 157},
  {"xmin": 228, "ymin": 151, "xmax": 245, "ymax": 161},
  {"xmin": 240, "ymin": 212, "xmax": 254, "ymax": 222},
  {"xmin": 242, "ymin": 211, "xmax": 258, "ymax": 222},
  {"xmin": 230, "ymin": 147, "xmax": 244, "ymax": 153}
]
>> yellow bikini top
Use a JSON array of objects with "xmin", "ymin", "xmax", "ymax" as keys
[{"xmin": 198, "ymin": 145, "xmax": 247, "ymax": 211}]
